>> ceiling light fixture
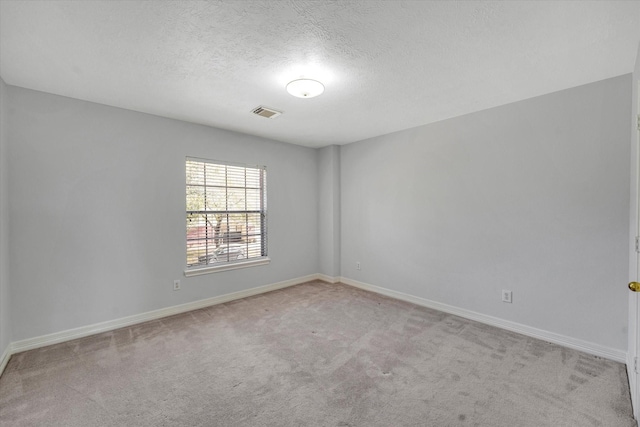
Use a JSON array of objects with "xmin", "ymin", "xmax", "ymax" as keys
[{"xmin": 286, "ymin": 79, "xmax": 324, "ymax": 98}]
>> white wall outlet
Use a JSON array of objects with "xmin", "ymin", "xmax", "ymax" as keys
[
  {"xmin": 502, "ymin": 290, "xmax": 512, "ymax": 303},
  {"xmin": 356, "ymin": 261, "xmax": 361, "ymax": 270},
  {"xmin": 173, "ymin": 280, "xmax": 181, "ymax": 291}
]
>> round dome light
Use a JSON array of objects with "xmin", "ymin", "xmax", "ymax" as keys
[{"xmin": 286, "ymin": 79, "xmax": 324, "ymax": 98}]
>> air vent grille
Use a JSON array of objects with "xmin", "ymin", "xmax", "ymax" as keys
[{"xmin": 252, "ymin": 106, "xmax": 282, "ymax": 119}]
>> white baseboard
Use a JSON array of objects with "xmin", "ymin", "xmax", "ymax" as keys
[
  {"xmin": 8, "ymin": 274, "xmax": 320, "ymax": 358},
  {"xmin": 339, "ymin": 276, "xmax": 627, "ymax": 363},
  {"xmin": 0, "ymin": 272, "xmax": 627, "ymax": 381},
  {"xmin": 0, "ymin": 344, "xmax": 10, "ymax": 378},
  {"xmin": 317, "ymin": 273, "xmax": 340, "ymax": 283}
]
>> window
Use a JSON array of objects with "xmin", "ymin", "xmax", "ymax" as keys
[{"xmin": 185, "ymin": 157, "xmax": 268, "ymax": 275}]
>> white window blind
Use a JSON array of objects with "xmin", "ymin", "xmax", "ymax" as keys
[{"xmin": 186, "ymin": 158, "xmax": 267, "ymax": 270}]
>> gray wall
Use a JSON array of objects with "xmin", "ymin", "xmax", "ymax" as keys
[
  {"xmin": 0, "ymin": 77, "xmax": 11, "ymax": 357},
  {"xmin": 7, "ymin": 87, "xmax": 319, "ymax": 341},
  {"xmin": 317, "ymin": 145, "xmax": 341, "ymax": 277},
  {"xmin": 2, "ymin": 74, "xmax": 634, "ymax": 354},
  {"xmin": 340, "ymin": 75, "xmax": 631, "ymax": 351}
]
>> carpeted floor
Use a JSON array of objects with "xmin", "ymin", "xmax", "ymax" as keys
[{"xmin": 0, "ymin": 280, "xmax": 635, "ymax": 426}]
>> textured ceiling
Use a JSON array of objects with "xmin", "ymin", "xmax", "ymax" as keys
[{"xmin": 1, "ymin": 1, "xmax": 639, "ymax": 148}]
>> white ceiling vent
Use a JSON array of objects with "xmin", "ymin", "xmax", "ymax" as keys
[{"xmin": 252, "ymin": 106, "xmax": 282, "ymax": 119}]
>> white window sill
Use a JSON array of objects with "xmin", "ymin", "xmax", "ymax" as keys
[{"xmin": 184, "ymin": 257, "xmax": 271, "ymax": 277}]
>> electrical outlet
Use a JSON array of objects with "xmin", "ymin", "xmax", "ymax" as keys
[
  {"xmin": 502, "ymin": 290, "xmax": 512, "ymax": 303},
  {"xmin": 173, "ymin": 280, "xmax": 181, "ymax": 291},
  {"xmin": 356, "ymin": 261, "xmax": 361, "ymax": 270}
]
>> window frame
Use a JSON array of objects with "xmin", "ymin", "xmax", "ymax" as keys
[{"xmin": 184, "ymin": 157, "xmax": 269, "ymax": 277}]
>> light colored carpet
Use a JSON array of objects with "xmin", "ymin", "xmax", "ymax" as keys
[{"xmin": 0, "ymin": 280, "xmax": 635, "ymax": 426}]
